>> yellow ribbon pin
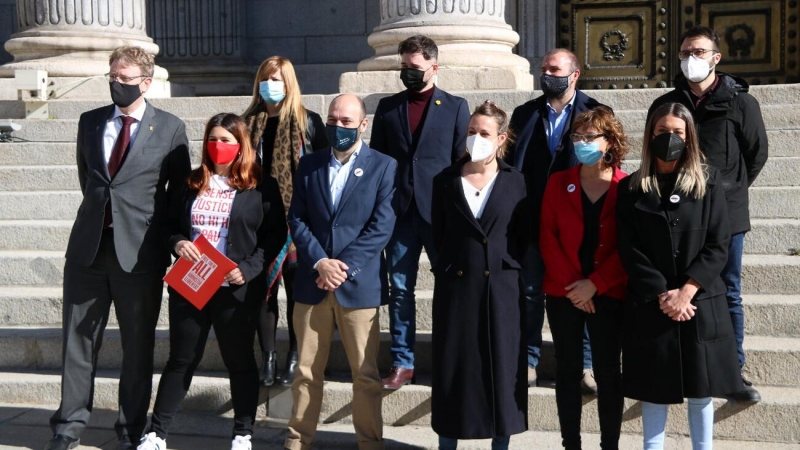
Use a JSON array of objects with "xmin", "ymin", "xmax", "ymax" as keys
[
  {"xmin": 435, "ymin": 100, "xmax": 441, "ymax": 105},
  {"xmin": 149, "ymin": 125, "xmax": 154, "ymax": 131}
]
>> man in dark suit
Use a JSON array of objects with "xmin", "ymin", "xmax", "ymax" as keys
[
  {"xmin": 507, "ymin": 48, "xmax": 603, "ymax": 389},
  {"xmin": 285, "ymin": 94, "xmax": 397, "ymax": 450},
  {"xmin": 45, "ymin": 46, "xmax": 191, "ymax": 450},
  {"xmin": 370, "ymin": 35, "xmax": 470, "ymax": 389}
]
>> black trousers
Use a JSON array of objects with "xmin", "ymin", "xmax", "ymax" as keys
[
  {"xmin": 256, "ymin": 264, "xmax": 297, "ymax": 352},
  {"xmin": 546, "ymin": 295, "xmax": 624, "ymax": 450},
  {"xmin": 148, "ymin": 286, "xmax": 259, "ymax": 438},
  {"xmin": 51, "ymin": 229, "xmax": 164, "ymax": 440}
]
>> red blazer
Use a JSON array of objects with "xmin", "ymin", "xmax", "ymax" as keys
[{"xmin": 540, "ymin": 165, "xmax": 627, "ymax": 300}]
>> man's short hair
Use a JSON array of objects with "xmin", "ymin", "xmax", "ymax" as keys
[
  {"xmin": 543, "ymin": 48, "xmax": 579, "ymax": 73},
  {"xmin": 109, "ymin": 46, "xmax": 155, "ymax": 77},
  {"xmin": 398, "ymin": 35, "xmax": 438, "ymax": 61},
  {"xmin": 680, "ymin": 25, "xmax": 720, "ymax": 51},
  {"xmin": 330, "ymin": 94, "xmax": 367, "ymax": 121}
]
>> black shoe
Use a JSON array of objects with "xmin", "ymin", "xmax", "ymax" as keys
[
  {"xmin": 729, "ymin": 374, "xmax": 762, "ymax": 402},
  {"xmin": 260, "ymin": 351, "xmax": 277, "ymax": 387},
  {"xmin": 43, "ymin": 435, "xmax": 79, "ymax": 450},
  {"xmin": 117, "ymin": 435, "xmax": 135, "ymax": 450},
  {"xmin": 277, "ymin": 351, "xmax": 299, "ymax": 386}
]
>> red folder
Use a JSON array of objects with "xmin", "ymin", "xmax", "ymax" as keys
[{"xmin": 163, "ymin": 234, "xmax": 238, "ymax": 310}]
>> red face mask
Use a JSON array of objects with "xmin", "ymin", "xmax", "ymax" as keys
[{"xmin": 207, "ymin": 141, "xmax": 240, "ymax": 165}]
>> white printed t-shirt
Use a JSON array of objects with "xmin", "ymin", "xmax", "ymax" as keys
[{"xmin": 191, "ymin": 175, "xmax": 236, "ymax": 285}]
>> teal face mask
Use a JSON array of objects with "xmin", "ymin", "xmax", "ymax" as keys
[
  {"xmin": 259, "ymin": 80, "xmax": 285, "ymax": 104},
  {"xmin": 574, "ymin": 141, "xmax": 604, "ymax": 166}
]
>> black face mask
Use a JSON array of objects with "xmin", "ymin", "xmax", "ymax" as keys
[
  {"xmin": 400, "ymin": 67, "xmax": 429, "ymax": 92},
  {"xmin": 109, "ymin": 81, "xmax": 142, "ymax": 108},
  {"xmin": 540, "ymin": 73, "xmax": 573, "ymax": 99},
  {"xmin": 651, "ymin": 132, "xmax": 686, "ymax": 162}
]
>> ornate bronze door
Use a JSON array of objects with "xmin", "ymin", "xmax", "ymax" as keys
[{"xmin": 558, "ymin": 0, "xmax": 800, "ymax": 88}]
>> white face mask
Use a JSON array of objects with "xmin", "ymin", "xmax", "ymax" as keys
[
  {"xmin": 466, "ymin": 134, "xmax": 497, "ymax": 162},
  {"xmin": 681, "ymin": 55, "xmax": 713, "ymax": 83}
]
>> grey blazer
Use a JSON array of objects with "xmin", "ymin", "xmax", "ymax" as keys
[{"xmin": 65, "ymin": 102, "xmax": 192, "ymax": 273}]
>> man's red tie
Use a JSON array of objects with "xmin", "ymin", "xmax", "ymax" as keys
[{"xmin": 104, "ymin": 115, "xmax": 136, "ymax": 227}]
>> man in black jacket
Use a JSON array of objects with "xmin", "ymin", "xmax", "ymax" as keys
[
  {"xmin": 647, "ymin": 25, "xmax": 768, "ymax": 402},
  {"xmin": 508, "ymin": 48, "xmax": 603, "ymax": 390}
]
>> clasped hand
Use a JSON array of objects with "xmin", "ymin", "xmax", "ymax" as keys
[
  {"xmin": 566, "ymin": 279, "xmax": 597, "ymax": 313},
  {"xmin": 659, "ymin": 287, "xmax": 697, "ymax": 321},
  {"xmin": 315, "ymin": 258, "xmax": 349, "ymax": 291},
  {"xmin": 174, "ymin": 240, "xmax": 245, "ymax": 285}
]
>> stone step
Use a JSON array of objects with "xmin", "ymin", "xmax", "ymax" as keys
[
  {"xmin": 0, "ymin": 327, "xmax": 795, "ymax": 387},
  {"xmin": 1, "ymin": 84, "xmax": 799, "ymax": 120},
  {"xmin": 0, "ymin": 371, "xmax": 797, "ymax": 444},
  {"xmin": 1, "ymin": 214, "xmax": 795, "ymax": 255},
  {"xmin": 0, "ymin": 250, "xmax": 796, "ymax": 293},
  {"xmin": 4, "ymin": 409, "xmax": 800, "ymax": 450}
]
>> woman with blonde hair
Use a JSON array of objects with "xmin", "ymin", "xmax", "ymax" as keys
[
  {"xmin": 242, "ymin": 56, "xmax": 328, "ymax": 387},
  {"xmin": 430, "ymin": 101, "xmax": 529, "ymax": 450},
  {"xmin": 138, "ymin": 113, "xmax": 286, "ymax": 450},
  {"xmin": 540, "ymin": 106, "xmax": 629, "ymax": 450},
  {"xmin": 617, "ymin": 102, "xmax": 742, "ymax": 449}
]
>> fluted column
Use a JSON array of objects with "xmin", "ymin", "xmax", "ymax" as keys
[
  {"xmin": 340, "ymin": 0, "xmax": 533, "ymax": 92},
  {"xmin": 146, "ymin": 0, "xmax": 251, "ymax": 96},
  {"xmin": 0, "ymin": 0, "xmax": 170, "ymax": 98}
]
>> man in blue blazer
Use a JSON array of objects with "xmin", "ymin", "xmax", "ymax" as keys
[
  {"xmin": 285, "ymin": 94, "xmax": 397, "ymax": 450},
  {"xmin": 370, "ymin": 35, "xmax": 470, "ymax": 389},
  {"xmin": 507, "ymin": 48, "xmax": 603, "ymax": 390}
]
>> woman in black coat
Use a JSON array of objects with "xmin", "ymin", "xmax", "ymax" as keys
[
  {"xmin": 616, "ymin": 102, "xmax": 742, "ymax": 449},
  {"xmin": 137, "ymin": 114, "xmax": 286, "ymax": 450},
  {"xmin": 430, "ymin": 101, "xmax": 529, "ymax": 450}
]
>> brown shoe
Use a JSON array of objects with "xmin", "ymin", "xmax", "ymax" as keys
[{"xmin": 381, "ymin": 367, "xmax": 415, "ymax": 390}]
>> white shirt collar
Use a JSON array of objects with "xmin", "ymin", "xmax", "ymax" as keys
[
  {"xmin": 110, "ymin": 101, "xmax": 147, "ymax": 122},
  {"xmin": 546, "ymin": 91, "xmax": 577, "ymax": 114}
]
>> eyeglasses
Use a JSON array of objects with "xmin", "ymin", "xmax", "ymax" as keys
[
  {"xmin": 570, "ymin": 133, "xmax": 606, "ymax": 143},
  {"xmin": 105, "ymin": 73, "xmax": 149, "ymax": 84},
  {"xmin": 678, "ymin": 48, "xmax": 718, "ymax": 60}
]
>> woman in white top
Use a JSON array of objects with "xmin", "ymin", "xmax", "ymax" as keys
[
  {"xmin": 137, "ymin": 113, "xmax": 286, "ymax": 450},
  {"xmin": 430, "ymin": 101, "xmax": 530, "ymax": 450}
]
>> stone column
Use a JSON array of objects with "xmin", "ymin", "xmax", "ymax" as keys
[
  {"xmin": 340, "ymin": 0, "xmax": 533, "ymax": 93},
  {"xmin": 146, "ymin": 0, "xmax": 252, "ymax": 96},
  {"xmin": 0, "ymin": 0, "xmax": 170, "ymax": 99}
]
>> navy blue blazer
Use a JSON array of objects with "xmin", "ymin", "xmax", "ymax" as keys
[
  {"xmin": 370, "ymin": 86, "xmax": 469, "ymax": 223},
  {"xmin": 288, "ymin": 143, "xmax": 398, "ymax": 308}
]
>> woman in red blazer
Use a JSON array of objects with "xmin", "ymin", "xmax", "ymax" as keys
[{"xmin": 540, "ymin": 106, "xmax": 629, "ymax": 450}]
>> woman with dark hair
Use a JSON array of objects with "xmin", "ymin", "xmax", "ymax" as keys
[
  {"xmin": 242, "ymin": 56, "xmax": 328, "ymax": 387},
  {"xmin": 430, "ymin": 101, "xmax": 529, "ymax": 450},
  {"xmin": 137, "ymin": 113, "xmax": 286, "ymax": 450},
  {"xmin": 617, "ymin": 102, "xmax": 742, "ymax": 449},
  {"xmin": 540, "ymin": 106, "xmax": 629, "ymax": 450}
]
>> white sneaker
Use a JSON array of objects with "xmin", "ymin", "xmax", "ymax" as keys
[
  {"xmin": 231, "ymin": 435, "xmax": 252, "ymax": 450},
  {"xmin": 137, "ymin": 432, "xmax": 167, "ymax": 450}
]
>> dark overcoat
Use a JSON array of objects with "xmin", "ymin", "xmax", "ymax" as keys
[
  {"xmin": 616, "ymin": 169, "xmax": 743, "ymax": 404},
  {"xmin": 430, "ymin": 159, "xmax": 529, "ymax": 439}
]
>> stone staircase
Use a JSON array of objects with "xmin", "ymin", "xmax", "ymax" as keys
[{"xmin": 0, "ymin": 87, "xmax": 798, "ymax": 448}]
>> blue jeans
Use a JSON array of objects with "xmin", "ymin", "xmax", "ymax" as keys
[
  {"xmin": 722, "ymin": 232, "xmax": 746, "ymax": 368},
  {"xmin": 523, "ymin": 245, "xmax": 592, "ymax": 369},
  {"xmin": 642, "ymin": 398, "xmax": 713, "ymax": 450},
  {"xmin": 439, "ymin": 436, "xmax": 510, "ymax": 450},
  {"xmin": 386, "ymin": 205, "xmax": 438, "ymax": 369}
]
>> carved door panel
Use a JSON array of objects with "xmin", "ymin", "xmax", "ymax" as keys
[{"xmin": 558, "ymin": 0, "xmax": 800, "ymax": 87}]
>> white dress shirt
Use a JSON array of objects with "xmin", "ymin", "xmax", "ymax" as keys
[
  {"xmin": 461, "ymin": 171, "xmax": 499, "ymax": 219},
  {"xmin": 103, "ymin": 102, "xmax": 147, "ymax": 165},
  {"xmin": 328, "ymin": 140, "xmax": 362, "ymax": 213}
]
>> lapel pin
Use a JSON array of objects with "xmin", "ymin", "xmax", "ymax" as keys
[
  {"xmin": 670, "ymin": 194, "xmax": 680, "ymax": 203},
  {"xmin": 149, "ymin": 125, "xmax": 154, "ymax": 131},
  {"xmin": 567, "ymin": 183, "xmax": 576, "ymax": 193},
  {"xmin": 435, "ymin": 100, "xmax": 441, "ymax": 105},
  {"xmin": 354, "ymin": 168, "xmax": 364, "ymax": 177}
]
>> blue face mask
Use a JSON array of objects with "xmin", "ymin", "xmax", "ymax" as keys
[
  {"xmin": 574, "ymin": 141, "xmax": 604, "ymax": 166},
  {"xmin": 325, "ymin": 124, "xmax": 360, "ymax": 151},
  {"xmin": 259, "ymin": 80, "xmax": 285, "ymax": 104}
]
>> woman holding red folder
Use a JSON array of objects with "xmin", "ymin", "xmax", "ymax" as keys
[{"xmin": 137, "ymin": 113, "xmax": 286, "ymax": 450}]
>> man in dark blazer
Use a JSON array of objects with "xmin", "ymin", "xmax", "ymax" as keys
[
  {"xmin": 507, "ymin": 48, "xmax": 603, "ymax": 389},
  {"xmin": 370, "ymin": 35, "xmax": 470, "ymax": 389},
  {"xmin": 45, "ymin": 47, "xmax": 191, "ymax": 450},
  {"xmin": 285, "ymin": 94, "xmax": 397, "ymax": 450},
  {"xmin": 647, "ymin": 26, "xmax": 768, "ymax": 402}
]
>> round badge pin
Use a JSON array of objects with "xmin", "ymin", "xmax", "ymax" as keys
[
  {"xmin": 567, "ymin": 183, "xmax": 576, "ymax": 193},
  {"xmin": 354, "ymin": 168, "xmax": 364, "ymax": 177},
  {"xmin": 670, "ymin": 194, "xmax": 680, "ymax": 203}
]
